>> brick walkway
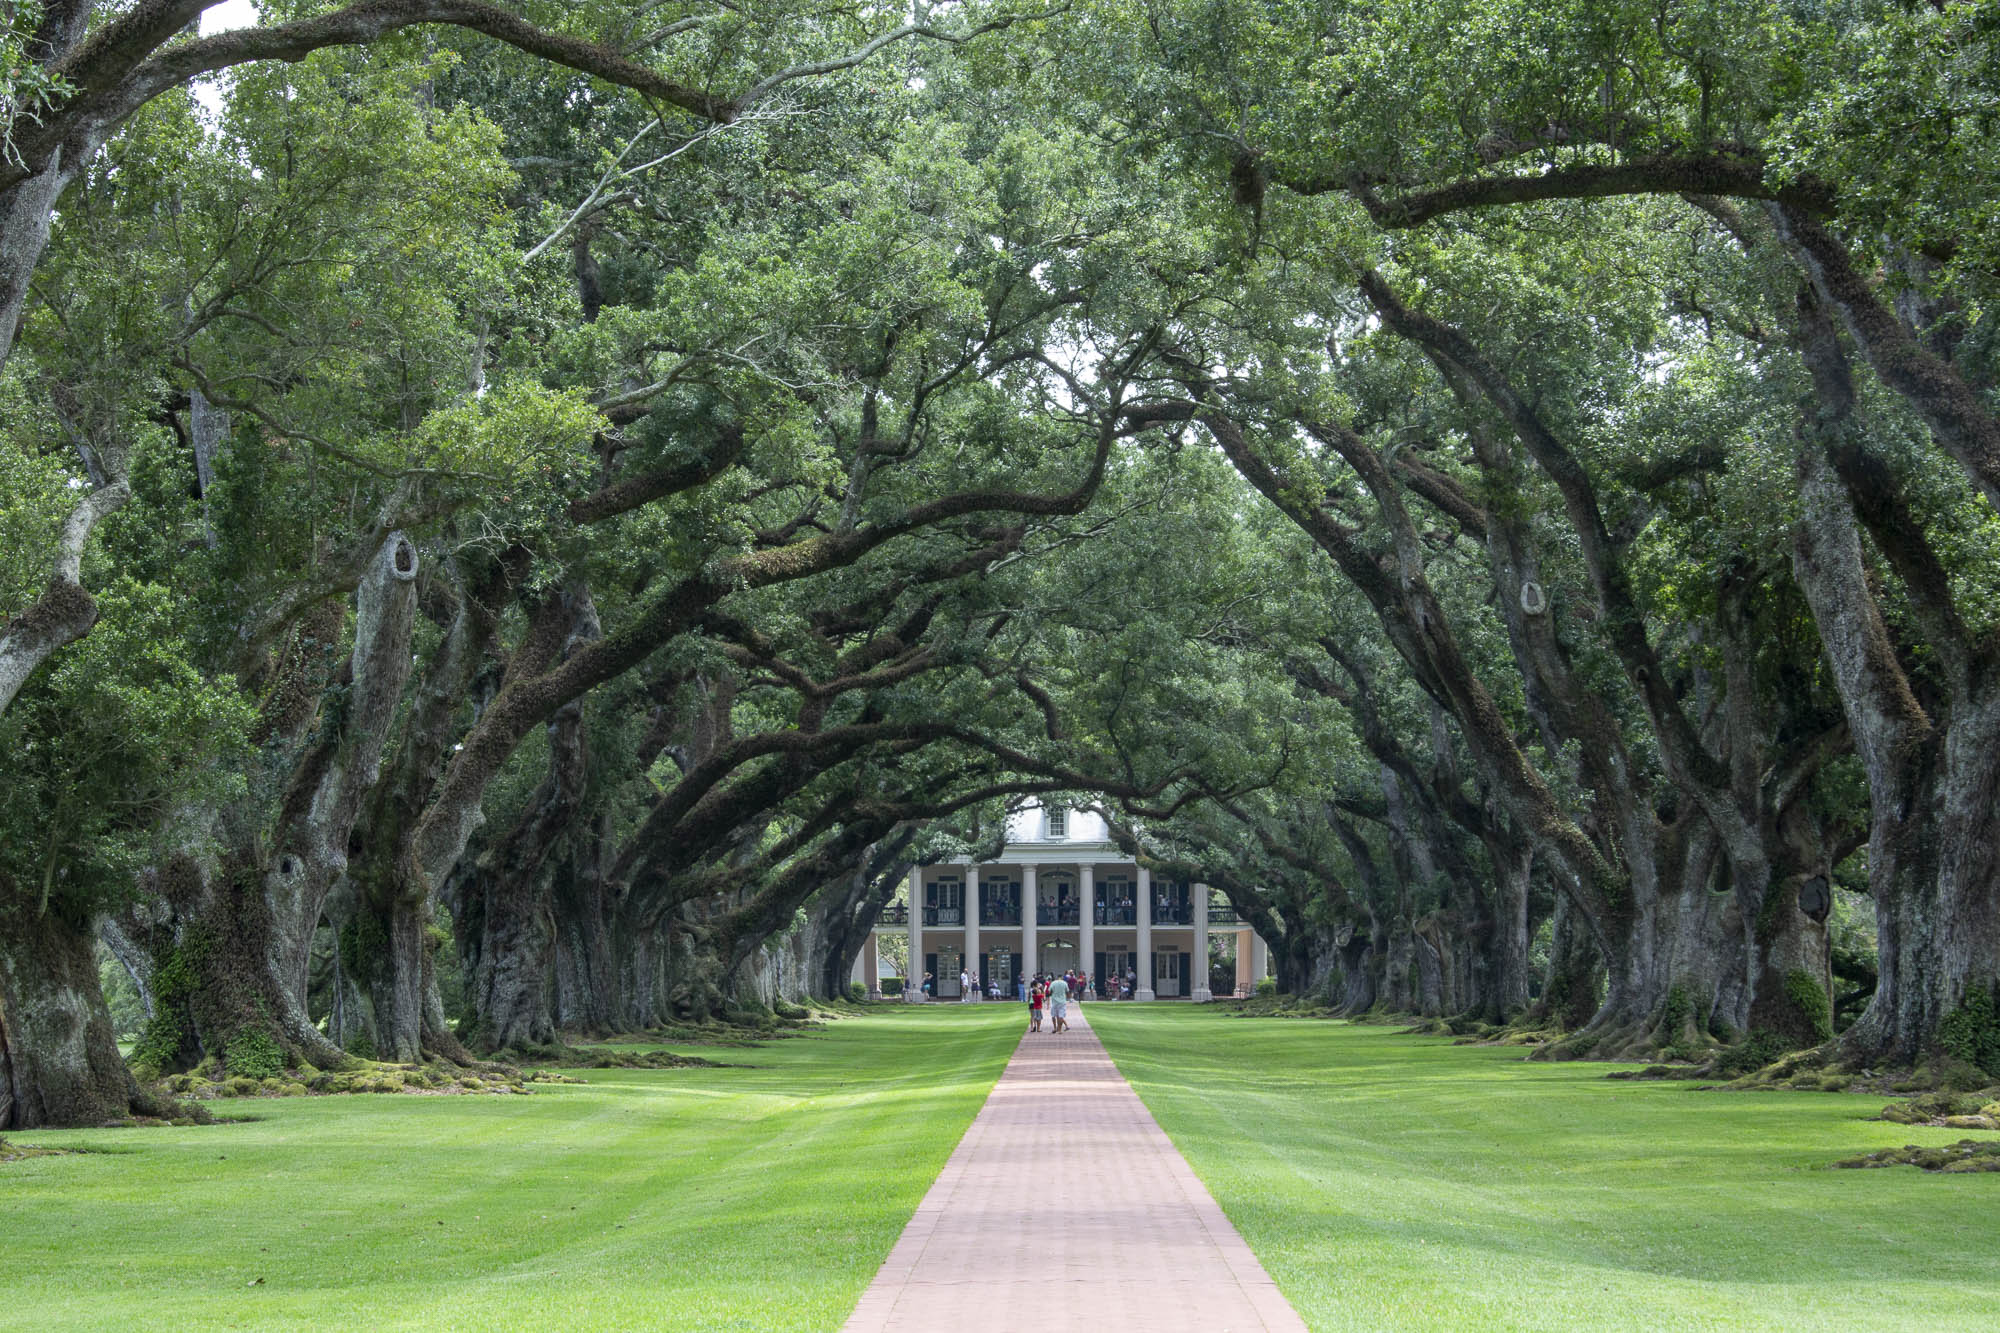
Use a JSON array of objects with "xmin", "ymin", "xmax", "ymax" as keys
[{"xmin": 843, "ymin": 1002, "xmax": 1307, "ymax": 1331}]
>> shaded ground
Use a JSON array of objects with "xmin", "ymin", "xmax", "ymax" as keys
[{"xmin": 1089, "ymin": 1005, "xmax": 2000, "ymax": 1332}]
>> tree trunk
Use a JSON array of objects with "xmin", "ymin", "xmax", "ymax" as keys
[
  {"xmin": 1538, "ymin": 892, "xmax": 1602, "ymax": 1031},
  {"xmin": 455, "ymin": 680, "xmax": 590, "ymax": 1053},
  {"xmin": 1787, "ymin": 294, "xmax": 2000, "ymax": 1072},
  {"xmin": 1382, "ymin": 917, "xmax": 1415, "ymax": 1012},
  {"xmin": 369, "ymin": 898, "xmax": 429, "ymax": 1064},
  {"xmin": 1336, "ymin": 929, "xmax": 1376, "ymax": 1015},
  {"xmin": 549, "ymin": 830, "xmax": 620, "ymax": 1035},
  {"xmin": 1414, "ymin": 922, "xmax": 1445, "ymax": 1017},
  {"xmin": 1270, "ymin": 923, "xmax": 1332, "ymax": 997},
  {"xmin": 0, "ymin": 164, "xmax": 72, "ymax": 374},
  {"xmin": 1834, "ymin": 709, "xmax": 2000, "ymax": 1071},
  {"xmin": 124, "ymin": 538, "xmax": 416, "ymax": 1078},
  {"xmin": 0, "ymin": 901, "xmax": 150, "ymax": 1128},
  {"xmin": 1491, "ymin": 841, "xmax": 1533, "ymax": 1020},
  {"xmin": 461, "ymin": 861, "xmax": 557, "ymax": 1052},
  {"xmin": 1550, "ymin": 818, "xmax": 1739, "ymax": 1057},
  {"xmin": 1747, "ymin": 867, "xmax": 1835, "ymax": 1048}
]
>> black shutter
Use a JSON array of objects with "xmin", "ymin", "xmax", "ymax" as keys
[
  {"xmin": 924, "ymin": 952, "xmax": 937, "ymax": 996},
  {"xmin": 1094, "ymin": 952, "xmax": 1106, "ymax": 995},
  {"xmin": 1179, "ymin": 952, "xmax": 1191, "ymax": 998}
]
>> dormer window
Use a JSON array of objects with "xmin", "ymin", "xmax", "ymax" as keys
[{"xmin": 1046, "ymin": 808, "xmax": 1068, "ymax": 839}]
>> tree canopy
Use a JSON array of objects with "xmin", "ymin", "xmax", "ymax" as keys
[{"xmin": 3, "ymin": 0, "xmax": 1998, "ymax": 1128}]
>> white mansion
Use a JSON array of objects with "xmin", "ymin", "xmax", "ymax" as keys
[{"xmin": 853, "ymin": 805, "xmax": 1272, "ymax": 1001}]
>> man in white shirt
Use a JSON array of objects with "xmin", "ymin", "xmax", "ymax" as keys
[
  {"xmin": 960, "ymin": 967, "xmax": 972, "ymax": 1002},
  {"xmin": 1047, "ymin": 974, "xmax": 1070, "ymax": 1032}
]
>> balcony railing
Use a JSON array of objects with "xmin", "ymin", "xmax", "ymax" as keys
[
  {"xmin": 874, "ymin": 897, "xmax": 1239, "ymax": 930},
  {"xmin": 881, "ymin": 900, "xmax": 1224, "ymax": 929}
]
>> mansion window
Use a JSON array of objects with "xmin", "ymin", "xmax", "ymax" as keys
[
  {"xmin": 1046, "ymin": 808, "xmax": 1068, "ymax": 839},
  {"xmin": 1097, "ymin": 876, "xmax": 1136, "ymax": 925},
  {"xmin": 1039, "ymin": 873, "xmax": 1080, "ymax": 925},
  {"xmin": 925, "ymin": 877, "xmax": 963, "ymax": 926}
]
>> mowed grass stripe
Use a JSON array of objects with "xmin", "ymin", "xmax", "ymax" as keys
[
  {"xmin": 1088, "ymin": 1005, "xmax": 2000, "ymax": 1333},
  {"xmin": 1, "ymin": 1006, "xmax": 1020, "ymax": 1332}
]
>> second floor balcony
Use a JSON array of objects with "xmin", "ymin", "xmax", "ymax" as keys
[{"xmin": 878, "ymin": 897, "xmax": 1236, "ymax": 931}]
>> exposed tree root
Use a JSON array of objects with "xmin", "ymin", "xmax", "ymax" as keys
[
  {"xmin": 1717, "ymin": 1043, "xmax": 2000, "ymax": 1095},
  {"xmin": 0, "ymin": 1136, "xmax": 75, "ymax": 1161},
  {"xmin": 153, "ymin": 1059, "xmax": 528, "ymax": 1100},
  {"xmin": 486, "ymin": 1042, "xmax": 724, "ymax": 1070},
  {"xmin": 1869, "ymin": 1089, "xmax": 2000, "ymax": 1128},
  {"xmin": 1835, "ymin": 1140, "xmax": 2000, "ymax": 1172},
  {"xmin": 1226, "ymin": 993, "xmax": 1343, "ymax": 1019}
]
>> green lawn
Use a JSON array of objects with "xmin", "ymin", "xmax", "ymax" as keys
[
  {"xmin": 1089, "ymin": 1005, "xmax": 2000, "ymax": 1333},
  {"xmin": 1, "ymin": 1006, "xmax": 1019, "ymax": 1331}
]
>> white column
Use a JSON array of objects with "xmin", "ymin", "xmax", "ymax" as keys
[
  {"xmin": 965, "ymin": 864, "xmax": 981, "ymax": 1002},
  {"xmin": 1136, "ymin": 866, "xmax": 1155, "ymax": 1001},
  {"xmin": 907, "ymin": 867, "xmax": 925, "ymax": 1002},
  {"xmin": 1251, "ymin": 930, "xmax": 1269, "ymax": 987},
  {"xmin": 1192, "ymin": 881, "xmax": 1212, "ymax": 1002},
  {"xmin": 1236, "ymin": 928, "xmax": 1253, "ymax": 995},
  {"xmin": 1079, "ymin": 864, "xmax": 1096, "ymax": 997},
  {"xmin": 1022, "ymin": 865, "xmax": 1038, "ymax": 983},
  {"xmin": 863, "ymin": 931, "xmax": 881, "ymax": 999}
]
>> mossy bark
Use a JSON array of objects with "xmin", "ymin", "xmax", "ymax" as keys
[
  {"xmin": 1748, "ymin": 870, "xmax": 1836, "ymax": 1049},
  {"xmin": 0, "ymin": 901, "xmax": 151, "ymax": 1129},
  {"xmin": 1335, "ymin": 929, "xmax": 1378, "ymax": 1016},
  {"xmin": 1788, "ymin": 295, "xmax": 2000, "ymax": 1071},
  {"xmin": 1537, "ymin": 893, "xmax": 1604, "ymax": 1031},
  {"xmin": 459, "ymin": 861, "xmax": 559, "ymax": 1053},
  {"xmin": 1489, "ymin": 841, "xmax": 1534, "ymax": 1020},
  {"xmin": 455, "ymin": 679, "xmax": 593, "ymax": 1054},
  {"xmin": 548, "ymin": 835, "xmax": 620, "ymax": 1035}
]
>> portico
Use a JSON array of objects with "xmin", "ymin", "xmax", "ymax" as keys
[{"xmin": 858, "ymin": 805, "xmax": 1272, "ymax": 1001}]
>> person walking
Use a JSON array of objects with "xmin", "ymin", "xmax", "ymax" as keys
[
  {"xmin": 1048, "ymin": 972, "xmax": 1070, "ymax": 1033},
  {"xmin": 1028, "ymin": 976, "xmax": 1045, "ymax": 1033}
]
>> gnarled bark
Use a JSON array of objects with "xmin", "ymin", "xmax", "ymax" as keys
[
  {"xmin": 0, "ymin": 472, "xmax": 131, "ymax": 718},
  {"xmin": 1789, "ymin": 293, "xmax": 2000, "ymax": 1068},
  {"xmin": 457, "ymin": 678, "xmax": 593, "ymax": 1053},
  {"xmin": 129, "ymin": 536, "xmax": 419, "ymax": 1077},
  {"xmin": 0, "ymin": 899, "xmax": 151, "ymax": 1128}
]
